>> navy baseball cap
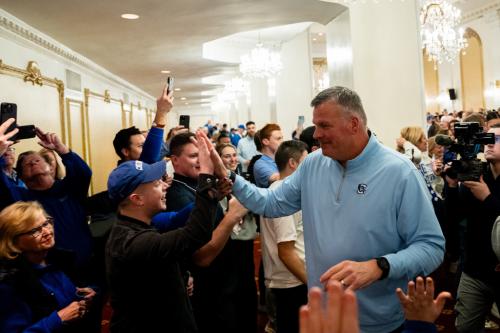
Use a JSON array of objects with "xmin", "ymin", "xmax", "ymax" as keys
[
  {"xmin": 238, "ymin": 124, "xmax": 245, "ymax": 129},
  {"xmin": 107, "ymin": 160, "xmax": 167, "ymax": 203}
]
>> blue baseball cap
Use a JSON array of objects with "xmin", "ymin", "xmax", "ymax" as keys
[
  {"xmin": 107, "ymin": 160, "xmax": 167, "ymax": 203},
  {"xmin": 238, "ymin": 124, "xmax": 245, "ymax": 129}
]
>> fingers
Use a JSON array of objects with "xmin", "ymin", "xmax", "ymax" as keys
[
  {"xmin": 340, "ymin": 290, "xmax": 360, "ymax": 333},
  {"xmin": 407, "ymin": 280, "xmax": 416, "ymax": 300},
  {"xmin": 0, "ymin": 118, "xmax": 15, "ymax": 133},
  {"xmin": 319, "ymin": 262, "xmax": 343, "ymax": 284},
  {"xmin": 415, "ymin": 276, "xmax": 425, "ymax": 297},
  {"xmin": 306, "ymin": 287, "xmax": 324, "ymax": 333},
  {"xmin": 434, "ymin": 291, "xmax": 452, "ymax": 312},
  {"xmin": 425, "ymin": 277, "xmax": 435, "ymax": 299},
  {"xmin": 299, "ymin": 306, "xmax": 311, "ymax": 333},
  {"xmin": 395, "ymin": 288, "xmax": 409, "ymax": 305},
  {"xmin": 325, "ymin": 281, "xmax": 343, "ymax": 332}
]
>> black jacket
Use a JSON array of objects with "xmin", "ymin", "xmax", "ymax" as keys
[
  {"xmin": 445, "ymin": 166, "xmax": 500, "ymax": 283},
  {"xmin": 105, "ymin": 174, "xmax": 218, "ymax": 333}
]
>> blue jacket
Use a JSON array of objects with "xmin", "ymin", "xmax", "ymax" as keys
[{"xmin": 232, "ymin": 133, "xmax": 445, "ymax": 333}]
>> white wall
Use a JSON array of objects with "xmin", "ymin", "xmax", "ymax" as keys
[
  {"xmin": 276, "ymin": 29, "xmax": 314, "ymax": 138},
  {"xmin": 326, "ymin": 9, "xmax": 353, "ymax": 89},
  {"xmin": 348, "ymin": 0, "xmax": 426, "ymax": 145}
]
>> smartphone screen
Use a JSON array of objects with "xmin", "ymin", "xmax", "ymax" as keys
[
  {"xmin": 179, "ymin": 115, "xmax": 190, "ymax": 129},
  {"xmin": 298, "ymin": 115, "xmax": 305, "ymax": 127},
  {"xmin": 167, "ymin": 77, "xmax": 174, "ymax": 95},
  {"xmin": 0, "ymin": 103, "xmax": 17, "ymax": 133}
]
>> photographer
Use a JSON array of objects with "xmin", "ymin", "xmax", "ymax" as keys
[{"xmin": 444, "ymin": 124, "xmax": 500, "ymax": 332}]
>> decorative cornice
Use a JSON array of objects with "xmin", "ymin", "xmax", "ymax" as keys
[
  {"xmin": 461, "ymin": 1, "xmax": 500, "ymax": 24},
  {"xmin": 0, "ymin": 10, "xmax": 154, "ymax": 102}
]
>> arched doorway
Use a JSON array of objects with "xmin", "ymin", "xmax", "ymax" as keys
[{"xmin": 460, "ymin": 28, "xmax": 485, "ymax": 112}]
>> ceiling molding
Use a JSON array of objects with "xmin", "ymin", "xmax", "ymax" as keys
[
  {"xmin": 0, "ymin": 10, "xmax": 154, "ymax": 102},
  {"xmin": 461, "ymin": 1, "xmax": 500, "ymax": 24}
]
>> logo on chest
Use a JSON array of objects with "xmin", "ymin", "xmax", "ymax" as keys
[{"xmin": 357, "ymin": 183, "xmax": 368, "ymax": 195}]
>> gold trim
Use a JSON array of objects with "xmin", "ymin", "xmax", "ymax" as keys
[
  {"xmin": 83, "ymin": 89, "xmax": 94, "ymax": 195},
  {"xmin": 64, "ymin": 98, "xmax": 88, "ymax": 162},
  {"xmin": 103, "ymin": 89, "xmax": 111, "ymax": 103},
  {"xmin": 460, "ymin": 28, "xmax": 485, "ymax": 110},
  {"xmin": 0, "ymin": 59, "xmax": 66, "ymax": 143},
  {"xmin": 24, "ymin": 61, "xmax": 43, "ymax": 86},
  {"xmin": 129, "ymin": 104, "xmax": 134, "ymax": 126},
  {"xmin": 120, "ymin": 101, "xmax": 126, "ymax": 128}
]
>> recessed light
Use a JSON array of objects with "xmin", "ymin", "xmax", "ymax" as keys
[
  {"xmin": 313, "ymin": 38, "xmax": 317, "ymax": 41},
  {"xmin": 160, "ymin": 70, "xmax": 171, "ymax": 74},
  {"xmin": 318, "ymin": 32, "xmax": 324, "ymax": 36},
  {"xmin": 174, "ymin": 88, "xmax": 181, "ymax": 91},
  {"xmin": 184, "ymin": 102, "xmax": 189, "ymax": 105},
  {"xmin": 180, "ymin": 97, "xmax": 187, "ymax": 100},
  {"xmin": 121, "ymin": 13, "xmax": 140, "ymax": 20}
]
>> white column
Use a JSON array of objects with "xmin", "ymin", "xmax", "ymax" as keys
[
  {"xmin": 276, "ymin": 29, "xmax": 315, "ymax": 137},
  {"xmin": 249, "ymin": 78, "xmax": 271, "ymax": 128},
  {"xmin": 323, "ymin": 0, "xmax": 426, "ymax": 146}
]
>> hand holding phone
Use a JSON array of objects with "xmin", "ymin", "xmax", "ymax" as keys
[{"xmin": 167, "ymin": 77, "xmax": 174, "ymax": 95}]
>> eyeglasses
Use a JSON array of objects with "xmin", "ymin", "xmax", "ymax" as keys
[
  {"xmin": 17, "ymin": 217, "xmax": 54, "ymax": 239},
  {"xmin": 495, "ymin": 135, "xmax": 500, "ymax": 144}
]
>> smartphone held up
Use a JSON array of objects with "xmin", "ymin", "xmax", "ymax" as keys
[{"xmin": 0, "ymin": 102, "xmax": 36, "ymax": 140}]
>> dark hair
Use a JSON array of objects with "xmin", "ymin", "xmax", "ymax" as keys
[
  {"xmin": 254, "ymin": 130, "xmax": 262, "ymax": 151},
  {"xmin": 299, "ymin": 126, "xmax": 319, "ymax": 153},
  {"xmin": 486, "ymin": 111, "xmax": 500, "ymax": 122},
  {"xmin": 275, "ymin": 140, "xmax": 308, "ymax": 172},
  {"xmin": 113, "ymin": 126, "xmax": 142, "ymax": 159},
  {"xmin": 15, "ymin": 151, "xmax": 38, "ymax": 179},
  {"xmin": 310, "ymin": 86, "xmax": 367, "ymax": 125},
  {"xmin": 169, "ymin": 132, "xmax": 196, "ymax": 157},
  {"xmin": 246, "ymin": 121, "xmax": 255, "ymax": 127},
  {"xmin": 491, "ymin": 123, "xmax": 500, "ymax": 129},
  {"xmin": 216, "ymin": 131, "xmax": 230, "ymax": 143}
]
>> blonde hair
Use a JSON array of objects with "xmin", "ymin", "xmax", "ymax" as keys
[
  {"xmin": 0, "ymin": 201, "xmax": 47, "ymax": 260},
  {"xmin": 39, "ymin": 148, "xmax": 66, "ymax": 180},
  {"xmin": 398, "ymin": 126, "xmax": 425, "ymax": 153},
  {"xmin": 427, "ymin": 136, "xmax": 438, "ymax": 158}
]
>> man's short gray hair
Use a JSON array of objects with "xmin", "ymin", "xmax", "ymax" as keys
[{"xmin": 310, "ymin": 86, "xmax": 367, "ymax": 125}]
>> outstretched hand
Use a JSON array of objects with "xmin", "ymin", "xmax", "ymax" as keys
[
  {"xmin": 0, "ymin": 118, "xmax": 18, "ymax": 156},
  {"xmin": 36, "ymin": 128, "xmax": 69, "ymax": 155},
  {"xmin": 396, "ymin": 276, "xmax": 451, "ymax": 323},
  {"xmin": 299, "ymin": 281, "xmax": 360, "ymax": 333},
  {"xmin": 191, "ymin": 130, "xmax": 214, "ymax": 175},
  {"xmin": 156, "ymin": 83, "xmax": 174, "ymax": 115},
  {"xmin": 196, "ymin": 130, "xmax": 228, "ymax": 180}
]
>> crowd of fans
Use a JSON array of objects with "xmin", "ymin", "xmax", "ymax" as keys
[{"xmin": 0, "ymin": 84, "xmax": 499, "ymax": 333}]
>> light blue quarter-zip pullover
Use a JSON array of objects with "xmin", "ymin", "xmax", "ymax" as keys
[{"xmin": 232, "ymin": 133, "xmax": 445, "ymax": 333}]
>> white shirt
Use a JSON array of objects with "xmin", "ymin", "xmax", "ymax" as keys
[{"xmin": 261, "ymin": 179, "xmax": 305, "ymax": 289}]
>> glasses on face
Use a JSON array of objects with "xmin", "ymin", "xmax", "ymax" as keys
[
  {"xmin": 495, "ymin": 135, "xmax": 500, "ymax": 144},
  {"xmin": 17, "ymin": 217, "xmax": 54, "ymax": 239},
  {"xmin": 7, "ymin": 147, "xmax": 15, "ymax": 152}
]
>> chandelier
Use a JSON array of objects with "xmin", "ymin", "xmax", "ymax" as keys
[
  {"xmin": 239, "ymin": 43, "xmax": 283, "ymax": 79},
  {"xmin": 420, "ymin": 0, "xmax": 468, "ymax": 68}
]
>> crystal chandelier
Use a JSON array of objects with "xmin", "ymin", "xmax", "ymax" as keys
[
  {"xmin": 420, "ymin": 0, "xmax": 468, "ymax": 68},
  {"xmin": 239, "ymin": 43, "xmax": 283, "ymax": 79}
]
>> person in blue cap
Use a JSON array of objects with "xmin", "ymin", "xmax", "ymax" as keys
[{"xmin": 104, "ymin": 131, "xmax": 243, "ymax": 333}]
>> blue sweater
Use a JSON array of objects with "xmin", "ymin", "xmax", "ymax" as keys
[
  {"xmin": 0, "ymin": 261, "xmax": 78, "ymax": 333},
  {"xmin": 232, "ymin": 134, "xmax": 445, "ymax": 333},
  {"xmin": 0, "ymin": 152, "xmax": 93, "ymax": 268}
]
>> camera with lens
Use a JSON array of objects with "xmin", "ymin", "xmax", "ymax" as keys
[{"xmin": 437, "ymin": 122, "xmax": 495, "ymax": 182}]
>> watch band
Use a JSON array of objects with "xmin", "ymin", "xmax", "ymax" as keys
[
  {"xmin": 376, "ymin": 257, "xmax": 390, "ymax": 280},
  {"xmin": 152, "ymin": 122, "xmax": 165, "ymax": 128}
]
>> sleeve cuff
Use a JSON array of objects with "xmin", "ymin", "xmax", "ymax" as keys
[
  {"xmin": 47, "ymin": 310, "xmax": 64, "ymax": 330},
  {"xmin": 403, "ymin": 320, "xmax": 437, "ymax": 333},
  {"xmin": 197, "ymin": 174, "xmax": 216, "ymax": 195}
]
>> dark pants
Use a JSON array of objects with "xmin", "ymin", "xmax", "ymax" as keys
[{"xmin": 272, "ymin": 284, "xmax": 308, "ymax": 333}]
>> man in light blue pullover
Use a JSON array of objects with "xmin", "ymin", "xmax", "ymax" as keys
[{"xmin": 225, "ymin": 87, "xmax": 445, "ymax": 333}]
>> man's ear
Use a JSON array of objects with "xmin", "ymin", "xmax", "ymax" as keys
[
  {"xmin": 288, "ymin": 158, "xmax": 298, "ymax": 170},
  {"xmin": 350, "ymin": 116, "xmax": 361, "ymax": 134},
  {"xmin": 170, "ymin": 155, "xmax": 179, "ymax": 166},
  {"xmin": 121, "ymin": 147, "xmax": 130, "ymax": 159},
  {"xmin": 262, "ymin": 138, "xmax": 270, "ymax": 146},
  {"xmin": 128, "ymin": 193, "xmax": 144, "ymax": 206}
]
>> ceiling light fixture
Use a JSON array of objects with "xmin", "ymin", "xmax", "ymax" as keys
[
  {"xmin": 160, "ymin": 70, "xmax": 171, "ymax": 74},
  {"xmin": 174, "ymin": 88, "xmax": 181, "ymax": 91},
  {"xmin": 240, "ymin": 42, "xmax": 283, "ymax": 79},
  {"xmin": 180, "ymin": 97, "xmax": 187, "ymax": 100},
  {"xmin": 420, "ymin": 0, "xmax": 468, "ymax": 68},
  {"xmin": 121, "ymin": 13, "xmax": 140, "ymax": 20}
]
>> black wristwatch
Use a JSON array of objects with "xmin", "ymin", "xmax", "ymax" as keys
[
  {"xmin": 376, "ymin": 257, "xmax": 390, "ymax": 280},
  {"xmin": 226, "ymin": 170, "xmax": 236, "ymax": 183}
]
